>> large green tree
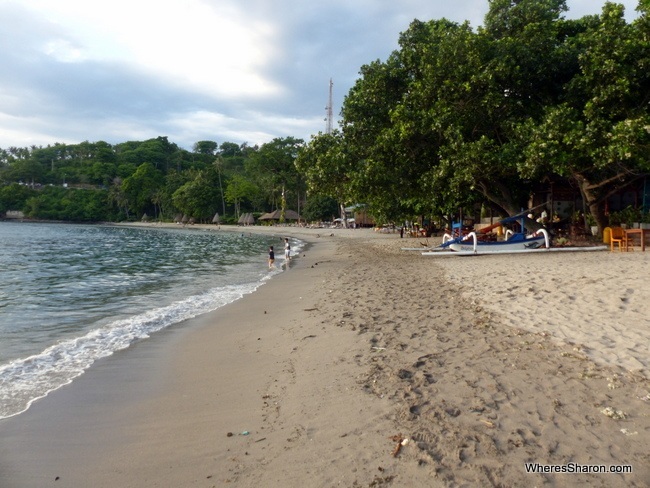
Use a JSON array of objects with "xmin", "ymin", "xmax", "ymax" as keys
[
  {"xmin": 224, "ymin": 174, "xmax": 259, "ymax": 219},
  {"xmin": 338, "ymin": 52, "xmax": 413, "ymax": 221},
  {"xmin": 171, "ymin": 168, "xmax": 221, "ymax": 222},
  {"xmin": 121, "ymin": 162, "xmax": 164, "ymax": 218},
  {"xmin": 245, "ymin": 137, "xmax": 304, "ymax": 218},
  {"xmin": 518, "ymin": 2, "xmax": 650, "ymax": 230}
]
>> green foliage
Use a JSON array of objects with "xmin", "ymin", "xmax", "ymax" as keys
[
  {"xmin": 172, "ymin": 168, "xmax": 221, "ymax": 222},
  {"xmin": 295, "ymin": 130, "xmax": 348, "ymax": 202},
  {"xmin": 245, "ymin": 137, "xmax": 305, "ymax": 211},
  {"xmin": 298, "ymin": 0, "xmax": 649, "ymax": 224},
  {"xmin": 224, "ymin": 174, "xmax": 260, "ymax": 217},
  {"xmin": 301, "ymin": 194, "xmax": 339, "ymax": 223},
  {"xmin": 23, "ymin": 186, "xmax": 116, "ymax": 221},
  {"xmin": 0, "ymin": 138, "xmax": 276, "ymax": 223},
  {"xmin": 0, "ymin": 183, "xmax": 36, "ymax": 212},
  {"xmin": 121, "ymin": 162, "xmax": 164, "ymax": 217},
  {"xmin": 1, "ymin": 1, "xmax": 648, "ymax": 226}
]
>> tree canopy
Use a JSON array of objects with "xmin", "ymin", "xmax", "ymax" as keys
[
  {"xmin": 299, "ymin": 0, "xmax": 649, "ymax": 229},
  {"xmin": 1, "ymin": 1, "xmax": 648, "ymax": 229}
]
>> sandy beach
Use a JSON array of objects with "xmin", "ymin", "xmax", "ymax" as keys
[{"xmin": 0, "ymin": 225, "xmax": 648, "ymax": 487}]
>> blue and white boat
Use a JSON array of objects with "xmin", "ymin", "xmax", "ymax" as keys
[
  {"xmin": 444, "ymin": 214, "xmax": 548, "ymax": 253},
  {"xmin": 422, "ymin": 213, "xmax": 606, "ymax": 256}
]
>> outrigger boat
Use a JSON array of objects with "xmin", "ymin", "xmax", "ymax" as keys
[
  {"xmin": 421, "ymin": 212, "xmax": 607, "ymax": 256},
  {"xmin": 443, "ymin": 214, "xmax": 548, "ymax": 252}
]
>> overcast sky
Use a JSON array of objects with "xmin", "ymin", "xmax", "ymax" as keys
[{"xmin": 0, "ymin": 0, "xmax": 641, "ymax": 151}]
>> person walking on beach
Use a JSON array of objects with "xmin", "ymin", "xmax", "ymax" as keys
[
  {"xmin": 268, "ymin": 246, "xmax": 275, "ymax": 269},
  {"xmin": 284, "ymin": 238, "xmax": 291, "ymax": 261}
]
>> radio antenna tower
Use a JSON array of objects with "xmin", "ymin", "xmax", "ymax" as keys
[{"xmin": 325, "ymin": 78, "xmax": 333, "ymax": 134}]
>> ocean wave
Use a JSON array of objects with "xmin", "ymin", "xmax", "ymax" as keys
[{"xmin": 0, "ymin": 281, "xmax": 263, "ymax": 419}]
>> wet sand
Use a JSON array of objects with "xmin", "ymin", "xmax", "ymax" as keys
[{"xmin": 0, "ymin": 226, "xmax": 648, "ymax": 487}]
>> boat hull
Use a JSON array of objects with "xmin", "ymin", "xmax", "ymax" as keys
[
  {"xmin": 422, "ymin": 245, "xmax": 608, "ymax": 256},
  {"xmin": 448, "ymin": 235, "xmax": 546, "ymax": 253}
]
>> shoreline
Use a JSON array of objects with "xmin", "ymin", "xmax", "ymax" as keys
[{"xmin": 0, "ymin": 226, "xmax": 648, "ymax": 486}]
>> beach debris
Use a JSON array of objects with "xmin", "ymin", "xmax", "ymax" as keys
[
  {"xmin": 369, "ymin": 474, "xmax": 396, "ymax": 485},
  {"xmin": 445, "ymin": 407, "xmax": 461, "ymax": 417},
  {"xmin": 240, "ymin": 431, "xmax": 250, "ymax": 436},
  {"xmin": 389, "ymin": 434, "xmax": 408, "ymax": 457},
  {"xmin": 397, "ymin": 369, "xmax": 413, "ymax": 380},
  {"xmin": 480, "ymin": 419, "xmax": 496, "ymax": 428},
  {"xmin": 227, "ymin": 432, "xmax": 234, "ymax": 437},
  {"xmin": 601, "ymin": 407, "xmax": 627, "ymax": 420},
  {"xmin": 620, "ymin": 429, "xmax": 638, "ymax": 436}
]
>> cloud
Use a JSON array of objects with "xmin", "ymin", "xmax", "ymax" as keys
[{"xmin": 0, "ymin": 0, "xmax": 642, "ymax": 150}]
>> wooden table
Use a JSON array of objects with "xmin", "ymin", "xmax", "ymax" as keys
[{"xmin": 624, "ymin": 228, "xmax": 650, "ymax": 251}]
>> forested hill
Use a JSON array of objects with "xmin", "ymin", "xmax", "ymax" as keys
[{"xmin": 0, "ymin": 136, "xmax": 315, "ymax": 223}]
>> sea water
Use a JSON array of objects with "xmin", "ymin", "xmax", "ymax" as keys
[{"xmin": 0, "ymin": 221, "xmax": 300, "ymax": 419}]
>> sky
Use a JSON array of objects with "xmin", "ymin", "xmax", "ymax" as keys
[{"xmin": 0, "ymin": 0, "xmax": 642, "ymax": 151}]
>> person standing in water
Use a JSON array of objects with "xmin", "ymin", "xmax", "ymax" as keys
[
  {"xmin": 268, "ymin": 246, "xmax": 275, "ymax": 269},
  {"xmin": 284, "ymin": 238, "xmax": 291, "ymax": 261}
]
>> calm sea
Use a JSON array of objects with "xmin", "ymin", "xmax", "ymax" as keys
[{"xmin": 0, "ymin": 222, "xmax": 300, "ymax": 419}]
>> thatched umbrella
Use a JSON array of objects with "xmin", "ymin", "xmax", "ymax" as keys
[
  {"xmin": 258, "ymin": 209, "xmax": 300, "ymax": 221},
  {"xmin": 244, "ymin": 213, "xmax": 255, "ymax": 225},
  {"xmin": 212, "ymin": 212, "xmax": 220, "ymax": 224},
  {"xmin": 141, "ymin": 213, "xmax": 149, "ymax": 222},
  {"xmin": 237, "ymin": 213, "xmax": 246, "ymax": 224},
  {"xmin": 284, "ymin": 209, "xmax": 300, "ymax": 220},
  {"xmin": 181, "ymin": 214, "xmax": 189, "ymax": 224}
]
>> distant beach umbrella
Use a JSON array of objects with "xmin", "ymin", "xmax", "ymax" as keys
[
  {"xmin": 141, "ymin": 213, "xmax": 149, "ymax": 222},
  {"xmin": 237, "ymin": 213, "xmax": 246, "ymax": 224},
  {"xmin": 212, "ymin": 212, "xmax": 220, "ymax": 224},
  {"xmin": 181, "ymin": 214, "xmax": 189, "ymax": 223},
  {"xmin": 245, "ymin": 213, "xmax": 255, "ymax": 225},
  {"xmin": 258, "ymin": 209, "xmax": 300, "ymax": 221}
]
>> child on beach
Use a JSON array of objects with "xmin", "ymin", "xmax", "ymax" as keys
[
  {"xmin": 284, "ymin": 238, "xmax": 291, "ymax": 261},
  {"xmin": 268, "ymin": 246, "xmax": 275, "ymax": 269}
]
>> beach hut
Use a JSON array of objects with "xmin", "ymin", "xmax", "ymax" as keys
[{"xmin": 258, "ymin": 209, "xmax": 300, "ymax": 221}]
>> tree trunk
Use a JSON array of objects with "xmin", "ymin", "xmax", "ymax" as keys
[
  {"xmin": 478, "ymin": 179, "xmax": 521, "ymax": 217},
  {"xmin": 574, "ymin": 173, "xmax": 609, "ymax": 234},
  {"xmin": 573, "ymin": 171, "xmax": 644, "ymax": 233}
]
